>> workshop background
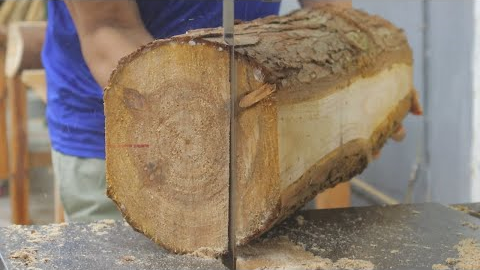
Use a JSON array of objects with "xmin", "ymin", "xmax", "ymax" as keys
[
  {"xmin": 283, "ymin": 0, "xmax": 480, "ymax": 205},
  {"xmin": 0, "ymin": 0, "xmax": 479, "ymax": 226}
]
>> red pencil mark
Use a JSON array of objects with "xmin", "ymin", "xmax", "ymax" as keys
[{"xmin": 108, "ymin": 143, "xmax": 150, "ymax": 148}]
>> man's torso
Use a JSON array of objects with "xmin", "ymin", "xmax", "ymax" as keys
[{"xmin": 42, "ymin": 0, "xmax": 280, "ymax": 159}]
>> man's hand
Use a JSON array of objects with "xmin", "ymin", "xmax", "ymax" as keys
[
  {"xmin": 373, "ymin": 92, "xmax": 423, "ymax": 159},
  {"xmin": 65, "ymin": 0, "xmax": 154, "ymax": 88}
]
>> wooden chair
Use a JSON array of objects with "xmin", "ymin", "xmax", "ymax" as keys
[
  {"xmin": 5, "ymin": 21, "xmax": 63, "ymax": 224},
  {"xmin": 0, "ymin": 0, "xmax": 45, "ymax": 182},
  {"xmin": 314, "ymin": 182, "xmax": 351, "ymax": 209}
]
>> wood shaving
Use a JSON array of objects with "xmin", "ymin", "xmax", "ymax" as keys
[
  {"xmin": 452, "ymin": 239, "xmax": 480, "ymax": 270},
  {"xmin": 461, "ymin": 222, "xmax": 479, "ymax": 230},
  {"xmin": 450, "ymin": 205, "xmax": 472, "ymax": 213},
  {"xmin": 120, "ymin": 255, "xmax": 136, "ymax": 263},
  {"xmin": 432, "ymin": 264, "xmax": 450, "ymax": 270},
  {"xmin": 9, "ymin": 247, "xmax": 38, "ymax": 267},
  {"xmin": 435, "ymin": 239, "xmax": 480, "ymax": 270},
  {"xmin": 333, "ymin": 258, "xmax": 374, "ymax": 270},
  {"xmin": 5, "ymin": 223, "xmax": 67, "ymax": 244},
  {"xmin": 296, "ymin": 215, "xmax": 305, "ymax": 226},
  {"xmin": 88, "ymin": 219, "xmax": 116, "ymax": 235},
  {"xmin": 449, "ymin": 206, "xmax": 480, "ymax": 218},
  {"xmin": 188, "ymin": 247, "xmax": 223, "ymax": 259},
  {"xmin": 445, "ymin": 258, "xmax": 459, "ymax": 265}
]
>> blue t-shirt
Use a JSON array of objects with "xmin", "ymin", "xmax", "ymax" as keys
[{"xmin": 42, "ymin": 1, "xmax": 280, "ymax": 159}]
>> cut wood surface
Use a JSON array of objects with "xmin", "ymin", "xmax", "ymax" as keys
[{"xmin": 105, "ymin": 6, "xmax": 419, "ymax": 255}]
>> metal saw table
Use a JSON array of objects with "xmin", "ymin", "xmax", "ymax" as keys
[{"xmin": 1, "ymin": 203, "xmax": 479, "ymax": 270}]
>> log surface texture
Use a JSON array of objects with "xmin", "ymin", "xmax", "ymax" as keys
[{"xmin": 105, "ymin": 6, "xmax": 416, "ymax": 255}]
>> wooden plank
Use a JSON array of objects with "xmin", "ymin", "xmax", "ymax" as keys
[
  {"xmin": 7, "ymin": 76, "xmax": 29, "ymax": 225},
  {"xmin": 0, "ymin": 48, "xmax": 8, "ymax": 181}
]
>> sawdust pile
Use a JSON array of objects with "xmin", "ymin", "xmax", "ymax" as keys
[
  {"xmin": 236, "ymin": 236, "xmax": 374, "ymax": 270},
  {"xmin": 433, "ymin": 238, "xmax": 480, "ymax": 270},
  {"xmin": 5, "ymin": 223, "xmax": 67, "ymax": 244},
  {"xmin": 450, "ymin": 205, "xmax": 480, "ymax": 217},
  {"xmin": 431, "ymin": 264, "xmax": 449, "ymax": 270},
  {"xmin": 4, "ymin": 223, "xmax": 67, "ymax": 268},
  {"xmin": 461, "ymin": 222, "xmax": 479, "ymax": 231},
  {"xmin": 88, "ymin": 219, "xmax": 116, "ymax": 236},
  {"xmin": 9, "ymin": 247, "xmax": 38, "ymax": 267},
  {"xmin": 189, "ymin": 247, "xmax": 224, "ymax": 259},
  {"xmin": 449, "ymin": 239, "xmax": 480, "ymax": 270},
  {"xmin": 118, "ymin": 255, "xmax": 136, "ymax": 265}
]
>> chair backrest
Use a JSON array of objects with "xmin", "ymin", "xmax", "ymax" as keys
[{"xmin": 5, "ymin": 21, "xmax": 46, "ymax": 78}]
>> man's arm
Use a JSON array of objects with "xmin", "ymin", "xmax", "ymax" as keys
[
  {"xmin": 300, "ymin": 0, "xmax": 352, "ymax": 8},
  {"xmin": 65, "ymin": 0, "xmax": 154, "ymax": 88}
]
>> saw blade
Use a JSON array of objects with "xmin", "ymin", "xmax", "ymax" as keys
[{"xmin": 222, "ymin": 0, "xmax": 237, "ymax": 269}]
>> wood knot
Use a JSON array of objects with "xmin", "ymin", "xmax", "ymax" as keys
[{"xmin": 123, "ymin": 87, "xmax": 146, "ymax": 110}]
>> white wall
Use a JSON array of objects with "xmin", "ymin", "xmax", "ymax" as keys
[
  {"xmin": 279, "ymin": 0, "xmax": 477, "ymax": 204},
  {"xmin": 471, "ymin": 1, "xmax": 480, "ymax": 202}
]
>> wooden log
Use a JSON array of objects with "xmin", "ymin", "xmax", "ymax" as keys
[{"xmin": 104, "ymin": 6, "xmax": 419, "ymax": 255}]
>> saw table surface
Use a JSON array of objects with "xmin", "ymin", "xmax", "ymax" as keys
[{"xmin": 0, "ymin": 203, "xmax": 479, "ymax": 270}]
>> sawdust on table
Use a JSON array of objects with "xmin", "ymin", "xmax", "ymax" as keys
[
  {"xmin": 433, "ymin": 238, "xmax": 480, "ymax": 270},
  {"xmin": 449, "ymin": 206, "xmax": 480, "ymax": 218},
  {"xmin": 431, "ymin": 264, "xmax": 449, "ymax": 270},
  {"xmin": 5, "ymin": 223, "xmax": 68, "ymax": 244},
  {"xmin": 88, "ymin": 219, "xmax": 116, "ymax": 236},
  {"xmin": 296, "ymin": 215, "xmax": 305, "ymax": 227},
  {"xmin": 118, "ymin": 255, "xmax": 136, "ymax": 265},
  {"xmin": 9, "ymin": 247, "xmax": 38, "ymax": 267},
  {"xmin": 461, "ymin": 222, "xmax": 479, "ymax": 231},
  {"xmin": 3, "ymin": 223, "xmax": 67, "ymax": 269},
  {"xmin": 236, "ymin": 236, "xmax": 374, "ymax": 270},
  {"xmin": 189, "ymin": 247, "xmax": 224, "ymax": 259}
]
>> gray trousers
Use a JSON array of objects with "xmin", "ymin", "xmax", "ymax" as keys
[{"xmin": 51, "ymin": 150, "xmax": 122, "ymax": 222}]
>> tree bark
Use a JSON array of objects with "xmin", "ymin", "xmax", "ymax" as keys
[{"xmin": 104, "ymin": 6, "xmax": 418, "ymax": 255}]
